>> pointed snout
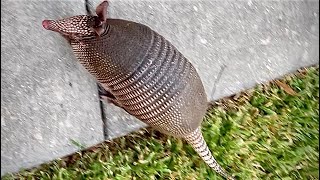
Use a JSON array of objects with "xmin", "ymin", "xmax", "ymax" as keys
[{"xmin": 42, "ymin": 20, "xmax": 53, "ymax": 30}]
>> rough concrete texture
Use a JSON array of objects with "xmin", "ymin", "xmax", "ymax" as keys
[
  {"xmin": 1, "ymin": 0, "xmax": 319, "ymax": 176},
  {"xmin": 1, "ymin": 1, "xmax": 104, "ymax": 176}
]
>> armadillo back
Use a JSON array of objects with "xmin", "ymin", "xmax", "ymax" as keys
[{"xmin": 71, "ymin": 19, "xmax": 208, "ymax": 137}]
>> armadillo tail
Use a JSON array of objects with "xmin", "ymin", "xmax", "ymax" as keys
[{"xmin": 185, "ymin": 128, "xmax": 234, "ymax": 180}]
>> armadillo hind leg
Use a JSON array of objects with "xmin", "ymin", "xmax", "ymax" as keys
[{"xmin": 185, "ymin": 128, "xmax": 235, "ymax": 180}]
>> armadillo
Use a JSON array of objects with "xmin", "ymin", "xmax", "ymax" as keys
[{"xmin": 42, "ymin": 1, "xmax": 234, "ymax": 179}]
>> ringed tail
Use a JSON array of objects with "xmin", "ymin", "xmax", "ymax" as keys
[{"xmin": 185, "ymin": 128, "xmax": 235, "ymax": 180}]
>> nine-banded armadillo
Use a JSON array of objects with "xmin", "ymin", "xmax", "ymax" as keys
[{"xmin": 42, "ymin": 1, "xmax": 234, "ymax": 179}]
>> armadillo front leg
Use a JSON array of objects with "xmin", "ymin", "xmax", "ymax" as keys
[{"xmin": 97, "ymin": 83, "xmax": 122, "ymax": 108}]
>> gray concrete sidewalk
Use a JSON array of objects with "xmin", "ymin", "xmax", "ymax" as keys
[
  {"xmin": 1, "ymin": 1, "xmax": 105, "ymax": 176},
  {"xmin": 1, "ymin": 0, "xmax": 319, "ymax": 176}
]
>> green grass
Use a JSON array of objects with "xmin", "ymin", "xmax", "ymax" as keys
[{"xmin": 2, "ymin": 66, "xmax": 319, "ymax": 180}]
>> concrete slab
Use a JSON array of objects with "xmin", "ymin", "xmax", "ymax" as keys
[
  {"xmin": 1, "ymin": 1, "xmax": 104, "ymax": 176},
  {"xmin": 99, "ymin": 0, "xmax": 318, "ymax": 143},
  {"xmin": 104, "ymin": 0, "xmax": 319, "ymax": 100}
]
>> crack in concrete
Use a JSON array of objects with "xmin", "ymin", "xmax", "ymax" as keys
[
  {"xmin": 210, "ymin": 64, "xmax": 227, "ymax": 99},
  {"xmin": 96, "ymin": 83, "xmax": 108, "ymax": 139}
]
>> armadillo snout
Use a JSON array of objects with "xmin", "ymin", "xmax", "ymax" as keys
[{"xmin": 42, "ymin": 20, "xmax": 52, "ymax": 30}]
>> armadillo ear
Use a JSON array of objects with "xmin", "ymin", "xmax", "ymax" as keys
[{"xmin": 96, "ymin": 1, "xmax": 108, "ymax": 23}]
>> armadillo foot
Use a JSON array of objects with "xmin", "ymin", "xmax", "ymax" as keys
[{"xmin": 97, "ymin": 83, "xmax": 121, "ymax": 107}]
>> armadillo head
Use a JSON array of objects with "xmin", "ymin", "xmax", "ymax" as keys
[{"xmin": 42, "ymin": 1, "xmax": 108, "ymax": 41}]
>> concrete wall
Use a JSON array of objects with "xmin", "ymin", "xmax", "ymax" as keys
[{"xmin": 1, "ymin": 0, "xmax": 318, "ymax": 176}]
